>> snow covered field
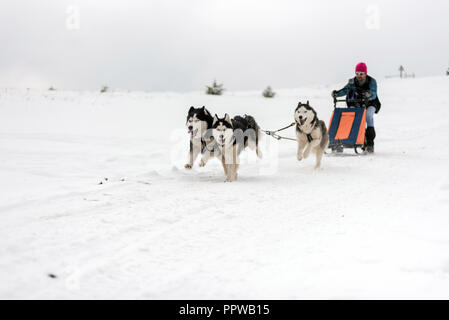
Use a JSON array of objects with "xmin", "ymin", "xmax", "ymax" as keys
[{"xmin": 1, "ymin": 76, "xmax": 449, "ymax": 299}]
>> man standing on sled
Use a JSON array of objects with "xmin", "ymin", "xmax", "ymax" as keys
[{"xmin": 332, "ymin": 62, "xmax": 381, "ymax": 153}]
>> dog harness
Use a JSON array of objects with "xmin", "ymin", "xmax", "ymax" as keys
[
  {"xmin": 296, "ymin": 117, "xmax": 317, "ymax": 143},
  {"xmin": 202, "ymin": 139, "xmax": 222, "ymax": 156}
]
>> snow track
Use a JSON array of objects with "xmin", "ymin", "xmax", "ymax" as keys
[{"xmin": 1, "ymin": 77, "xmax": 449, "ymax": 298}]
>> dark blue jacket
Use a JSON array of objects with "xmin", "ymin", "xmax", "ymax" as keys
[{"xmin": 337, "ymin": 75, "xmax": 381, "ymax": 113}]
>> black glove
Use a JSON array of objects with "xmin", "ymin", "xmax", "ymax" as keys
[
  {"xmin": 331, "ymin": 90, "xmax": 338, "ymax": 99},
  {"xmin": 362, "ymin": 90, "xmax": 372, "ymax": 99}
]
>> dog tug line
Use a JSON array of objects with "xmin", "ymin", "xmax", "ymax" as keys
[{"xmin": 262, "ymin": 122, "xmax": 296, "ymax": 142}]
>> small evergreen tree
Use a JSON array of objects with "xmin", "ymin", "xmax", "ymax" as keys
[
  {"xmin": 48, "ymin": 86, "xmax": 56, "ymax": 91},
  {"xmin": 100, "ymin": 85, "xmax": 109, "ymax": 93},
  {"xmin": 262, "ymin": 86, "xmax": 276, "ymax": 98},
  {"xmin": 206, "ymin": 80, "xmax": 224, "ymax": 95},
  {"xmin": 446, "ymin": 68, "xmax": 449, "ymax": 76}
]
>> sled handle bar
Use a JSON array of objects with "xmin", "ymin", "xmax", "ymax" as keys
[
  {"xmin": 333, "ymin": 97, "xmax": 368, "ymax": 108},
  {"xmin": 333, "ymin": 97, "xmax": 347, "ymax": 108}
]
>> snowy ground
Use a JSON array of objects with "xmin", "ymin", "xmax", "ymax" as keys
[{"xmin": 1, "ymin": 76, "xmax": 449, "ymax": 299}]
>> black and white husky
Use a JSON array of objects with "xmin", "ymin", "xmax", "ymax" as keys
[
  {"xmin": 294, "ymin": 101, "xmax": 329, "ymax": 169},
  {"xmin": 185, "ymin": 106, "xmax": 215, "ymax": 169},
  {"xmin": 210, "ymin": 114, "xmax": 262, "ymax": 182}
]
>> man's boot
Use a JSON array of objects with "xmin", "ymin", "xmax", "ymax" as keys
[{"xmin": 365, "ymin": 127, "xmax": 376, "ymax": 153}]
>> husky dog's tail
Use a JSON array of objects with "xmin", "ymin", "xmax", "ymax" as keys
[{"xmin": 244, "ymin": 114, "xmax": 263, "ymax": 158}]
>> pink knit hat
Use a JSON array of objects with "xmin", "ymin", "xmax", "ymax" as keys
[{"xmin": 355, "ymin": 62, "xmax": 367, "ymax": 74}]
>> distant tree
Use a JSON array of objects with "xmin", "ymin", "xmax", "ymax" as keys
[
  {"xmin": 48, "ymin": 86, "xmax": 56, "ymax": 91},
  {"xmin": 100, "ymin": 85, "xmax": 109, "ymax": 93},
  {"xmin": 446, "ymin": 68, "xmax": 449, "ymax": 76},
  {"xmin": 206, "ymin": 80, "xmax": 224, "ymax": 95},
  {"xmin": 262, "ymin": 86, "xmax": 276, "ymax": 98},
  {"xmin": 399, "ymin": 65, "xmax": 405, "ymax": 79}
]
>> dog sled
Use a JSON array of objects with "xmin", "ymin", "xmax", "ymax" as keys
[{"xmin": 328, "ymin": 96, "xmax": 367, "ymax": 154}]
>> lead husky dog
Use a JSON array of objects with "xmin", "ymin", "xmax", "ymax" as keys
[
  {"xmin": 185, "ymin": 106, "xmax": 215, "ymax": 169},
  {"xmin": 294, "ymin": 101, "xmax": 329, "ymax": 169},
  {"xmin": 211, "ymin": 114, "xmax": 262, "ymax": 182}
]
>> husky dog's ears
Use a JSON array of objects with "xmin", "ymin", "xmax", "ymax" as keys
[
  {"xmin": 297, "ymin": 100, "xmax": 310, "ymax": 108},
  {"xmin": 189, "ymin": 106, "xmax": 195, "ymax": 113},
  {"xmin": 202, "ymin": 106, "xmax": 210, "ymax": 116},
  {"xmin": 213, "ymin": 114, "xmax": 218, "ymax": 125},
  {"xmin": 224, "ymin": 113, "xmax": 231, "ymax": 123}
]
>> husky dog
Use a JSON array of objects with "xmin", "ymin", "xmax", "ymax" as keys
[
  {"xmin": 211, "ymin": 114, "xmax": 262, "ymax": 182},
  {"xmin": 185, "ymin": 106, "xmax": 215, "ymax": 169},
  {"xmin": 294, "ymin": 101, "xmax": 329, "ymax": 169}
]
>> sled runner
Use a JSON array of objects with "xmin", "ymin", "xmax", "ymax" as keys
[{"xmin": 328, "ymin": 97, "xmax": 367, "ymax": 154}]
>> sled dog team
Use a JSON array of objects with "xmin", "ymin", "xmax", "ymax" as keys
[{"xmin": 185, "ymin": 102, "xmax": 329, "ymax": 182}]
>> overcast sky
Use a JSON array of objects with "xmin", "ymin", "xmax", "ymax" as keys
[{"xmin": 0, "ymin": 0, "xmax": 448, "ymax": 91}]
